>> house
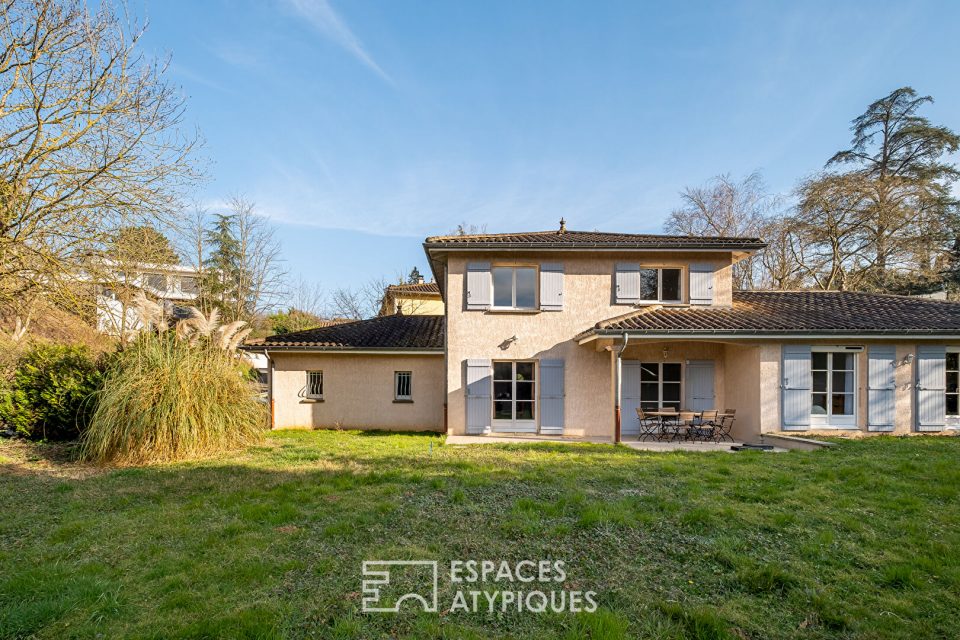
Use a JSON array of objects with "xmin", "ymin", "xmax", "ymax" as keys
[
  {"xmin": 95, "ymin": 262, "xmax": 201, "ymax": 336},
  {"xmin": 378, "ymin": 279, "xmax": 444, "ymax": 316},
  {"xmin": 244, "ymin": 223, "xmax": 960, "ymax": 440}
]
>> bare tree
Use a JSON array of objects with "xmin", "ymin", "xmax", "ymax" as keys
[
  {"xmin": 231, "ymin": 197, "xmax": 285, "ymax": 319},
  {"xmin": 792, "ymin": 174, "xmax": 875, "ymax": 290},
  {"xmin": 452, "ymin": 222, "xmax": 488, "ymax": 236},
  {"xmin": 289, "ymin": 275, "xmax": 326, "ymax": 317},
  {"xmin": 664, "ymin": 172, "xmax": 776, "ymax": 289},
  {"xmin": 0, "ymin": 0, "xmax": 202, "ymax": 335},
  {"xmin": 328, "ymin": 275, "xmax": 393, "ymax": 320},
  {"xmin": 756, "ymin": 215, "xmax": 803, "ymax": 290}
]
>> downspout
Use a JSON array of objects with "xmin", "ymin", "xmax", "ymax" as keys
[
  {"xmin": 264, "ymin": 349, "xmax": 275, "ymax": 430},
  {"xmin": 614, "ymin": 332, "xmax": 630, "ymax": 444}
]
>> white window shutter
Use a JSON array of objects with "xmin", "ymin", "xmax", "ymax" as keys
[
  {"xmin": 615, "ymin": 263, "xmax": 640, "ymax": 304},
  {"xmin": 539, "ymin": 359, "xmax": 565, "ymax": 433},
  {"xmin": 466, "ymin": 262, "xmax": 491, "ymax": 310},
  {"xmin": 539, "ymin": 263, "xmax": 564, "ymax": 311},
  {"xmin": 916, "ymin": 346, "xmax": 946, "ymax": 432},
  {"xmin": 868, "ymin": 346, "xmax": 896, "ymax": 431},
  {"xmin": 465, "ymin": 359, "xmax": 492, "ymax": 434},
  {"xmin": 689, "ymin": 264, "xmax": 714, "ymax": 305},
  {"xmin": 782, "ymin": 345, "xmax": 812, "ymax": 429}
]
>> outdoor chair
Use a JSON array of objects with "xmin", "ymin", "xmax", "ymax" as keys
[
  {"xmin": 688, "ymin": 410, "xmax": 719, "ymax": 442},
  {"xmin": 715, "ymin": 409, "xmax": 736, "ymax": 442},
  {"xmin": 636, "ymin": 408, "xmax": 660, "ymax": 442},
  {"xmin": 663, "ymin": 410, "xmax": 693, "ymax": 441}
]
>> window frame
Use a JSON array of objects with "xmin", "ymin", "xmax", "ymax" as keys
[
  {"xmin": 394, "ymin": 371, "xmax": 413, "ymax": 401},
  {"xmin": 491, "ymin": 264, "xmax": 539, "ymax": 311},
  {"xmin": 635, "ymin": 267, "xmax": 683, "ymax": 304},
  {"xmin": 491, "ymin": 360, "xmax": 537, "ymax": 431},
  {"xmin": 305, "ymin": 370, "xmax": 324, "ymax": 400},
  {"xmin": 638, "ymin": 362, "xmax": 683, "ymax": 412},
  {"xmin": 947, "ymin": 348, "xmax": 960, "ymax": 424},
  {"xmin": 809, "ymin": 347, "xmax": 858, "ymax": 428}
]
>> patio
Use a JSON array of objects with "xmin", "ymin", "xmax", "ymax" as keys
[{"xmin": 444, "ymin": 433, "xmax": 787, "ymax": 452}]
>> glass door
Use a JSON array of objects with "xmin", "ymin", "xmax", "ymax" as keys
[
  {"xmin": 492, "ymin": 361, "xmax": 537, "ymax": 432},
  {"xmin": 811, "ymin": 351, "xmax": 856, "ymax": 427},
  {"xmin": 639, "ymin": 362, "xmax": 682, "ymax": 412}
]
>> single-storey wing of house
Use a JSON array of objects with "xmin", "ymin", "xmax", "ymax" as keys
[{"xmin": 245, "ymin": 225, "xmax": 960, "ymax": 440}]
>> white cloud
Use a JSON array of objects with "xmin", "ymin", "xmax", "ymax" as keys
[{"xmin": 282, "ymin": 0, "xmax": 392, "ymax": 84}]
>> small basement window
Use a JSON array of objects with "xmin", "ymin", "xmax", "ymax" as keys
[
  {"xmin": 395, "ymin": 371, "xmax": 412, "ymax": 400},
  {"xmin": 305, "ymin": 370, "xmax": 324, "ymax": 399}
]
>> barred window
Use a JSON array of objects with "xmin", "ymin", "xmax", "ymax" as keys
[
  {"xmin": 395, "ymin": 371, "xmax": 412, "ymax": 400},
  {"xmin": 306, "ymin": 371, "xmax": 324, "ymax": 399}
]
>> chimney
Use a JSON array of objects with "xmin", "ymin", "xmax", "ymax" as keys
[
  {"xmin": 558, "ymin": 217, "xmax": 567, "ymax": 234},
  {"xmin": 417, "ymin": 275, "xmax": 425, "ymax": 284}
]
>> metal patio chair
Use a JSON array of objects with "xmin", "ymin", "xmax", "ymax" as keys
[{"xmin": 636, "ymin": 408, "xmax": 660, "ymax": 442}]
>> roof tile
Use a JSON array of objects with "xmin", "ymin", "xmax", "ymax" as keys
[
  {"xmin": 424, "ymin": 229, "xmax": 765, "ymax": 250},
  {"xmin": 246, "ymin": 314, "xmax": 444, "ymax": 349},
  {"xmin": 586, "ymin": 291, "xmax": 960, "ymax": 336}
]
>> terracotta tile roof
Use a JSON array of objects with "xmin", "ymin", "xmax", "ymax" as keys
[
  {"xmin": 385, "ymin": 282, "xmax": 441, "ymax": 295},
  {"xmin": 244, "ymin": 314, "xmax": 444, "ymax": 350},
  {"xmin": 581, "ymin": 291, "xmax": 960, "ymax": 337},
  {"xmin": 424, "ymin": 230, "xmax": 766, "ymax": 251}
]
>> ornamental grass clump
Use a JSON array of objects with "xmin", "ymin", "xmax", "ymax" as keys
[{"xmin": 81, "ymin": 295, "xmax": 266, "ymax": 464}]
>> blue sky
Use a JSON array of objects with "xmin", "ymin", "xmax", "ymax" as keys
[{"xmin": 139, "ymin": 0, "xmax": 960, "ymax": 294}]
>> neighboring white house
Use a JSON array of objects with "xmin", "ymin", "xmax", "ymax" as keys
[{"xmin": 95, "ymin": 261, "xmax": 202, "ymax": 336}]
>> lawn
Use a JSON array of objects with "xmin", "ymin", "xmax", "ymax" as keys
[{"xmin": 1, "ymin": 431, "xmax": 959, "ymax": 639}]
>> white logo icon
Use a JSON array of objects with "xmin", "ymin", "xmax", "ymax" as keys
[{"xmin": 362, "ymin": 560, "xmax": 439, "ymax": 612}]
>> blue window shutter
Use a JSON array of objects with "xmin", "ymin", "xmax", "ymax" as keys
[
  {"xmin": 615, "ymin": 263, "xmax": 640, "ymax": 303},
  {"xmin": 539, "ymin": 263, "xmax": 564, "ymax": 311},
  {"xmin": 916, "ymin": 346, "xmax": 946, "ymax": 431},
  {"xmin": 689, "ymin": 264, "xmax": 714, "ymax": 305},
  {"xmin": 466, "ymin": 263, "xmax": 491, "ymax": 310},
  {"xmin": 539, "ymin": 359, "xmax": 565, "ymax": 434},
  {"xmin": 782, "ymin": 345, "xmax": 812, "ymax": 429},
  {"xmin": 465, "ymin": 359, "xmax": 491, "ymax": 434},
  {"xmin": 868, "ymin": 346, "xmax": 896, "ymax": 431}
]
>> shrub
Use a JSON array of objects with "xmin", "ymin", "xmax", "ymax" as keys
[
  {"xmin": 0, "ymin": 343, "xmax": 105, "ymax": 440},
  {"xmin": 81, "ymin": 303, "xmax": 266, "ymax": 464}
]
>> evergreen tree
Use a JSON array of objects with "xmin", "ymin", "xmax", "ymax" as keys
[
  {"xmin": 825, "ymin": 87, "xmax": 960, "ymax": 289},
  {"xmin": 202, "ymin": 214, "xmax": 243, "ymax": 316}
]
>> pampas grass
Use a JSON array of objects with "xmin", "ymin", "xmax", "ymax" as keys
[{"xmin": 81, "ymin": 304, "xmax": 266, "ymax": 465}]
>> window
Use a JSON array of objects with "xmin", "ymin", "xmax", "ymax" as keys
[
  {"xmin": 492, "ymin": 266, "xmax": 537, "ymax": 309},
  {"xmin": 395, "ymin": 371, "xmax": 412, "ymax": 401},
  {"xmin": 811, "ymin": 351, "xmax": 855, "ymax": 424},
  {"xmin": 638, "ymin": 268, "xmax": 682, "ymax": 303},
  {"xmin": 493, "ymin": 361, "xmax": 536, "ymax": 429},
  {"xmin": 639, "ymin": 362, "xmax": 681, "ymax": 412},
  {"xmin": 305, "ymin": 371, "xmax": 324, "ymax": 399},
  {"xmin": 947, "ymin": 352, "xmax": 959, "ymax": 416}
]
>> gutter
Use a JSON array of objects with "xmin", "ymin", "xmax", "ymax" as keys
[
  {"xmin": 579, "ymin": 331, "xmax": 960, "ymax": 342},
  {"xmin": 239, "ymin": 347, "xmax": 444, "ymax": 355}
]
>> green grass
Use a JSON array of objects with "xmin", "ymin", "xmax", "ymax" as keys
[{"xmin": 1, "ymin": 432, "xmax": 959, "ymax": 639}]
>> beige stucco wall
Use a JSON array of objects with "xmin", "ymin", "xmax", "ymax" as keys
[
  {"xmin": 754, "ymin": 340, "xmax": 960, "ymax": 436},
  {"xmin": 392, "ymin": 295, "xmax": 445, "ymax": 316},
  {"xmin": 270, "ymin": 352, "xmax": 444, "ymax": 431},
  {"xmin": 444, "ymin": 251, "xmax": 737, "ymax": 437},
  {"xmin": 723, "ymin": 344, "xmax": 762, "ymax": 441}
]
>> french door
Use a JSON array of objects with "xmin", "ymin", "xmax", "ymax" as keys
[
  {"xmin": 811, "ymin": 350, "xmax": 856, "ymax": 427},
  {"xmin": 492, "ymin": 361, "xmax": 537, "ymax": 432},
  {"xmin": 639, "ymin": 362, "xmax": 682, "ymax": 412}
]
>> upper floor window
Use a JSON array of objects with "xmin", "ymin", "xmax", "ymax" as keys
[
  {"xmin": 492, "ymin": 266, "xmax": 537, "ymax": 309},
  {"xmin": 638, "ymin": 268, "xmax": 681, "ymax": 303}
]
